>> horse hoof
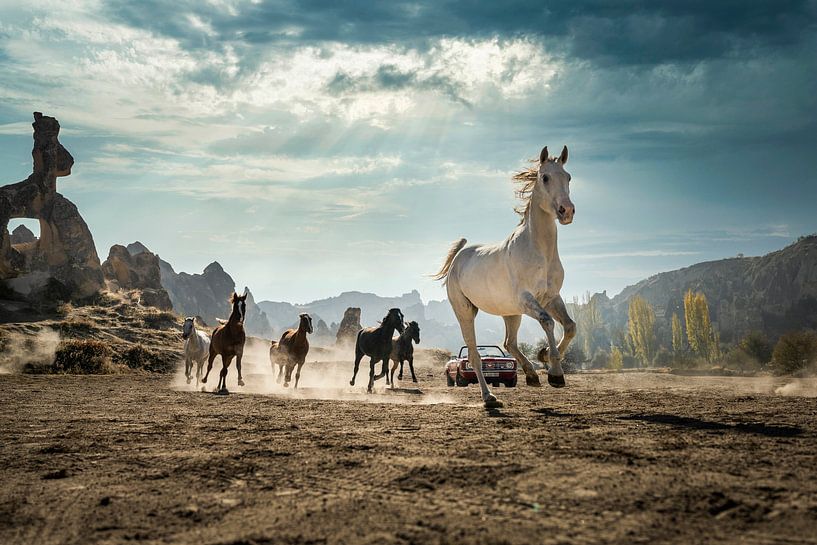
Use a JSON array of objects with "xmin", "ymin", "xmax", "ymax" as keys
[
  {"xmin": 186, "ymin": 377, "xmax": 192, "ymax": 384},
  {"xmin": 216, "ymin": 388, "xmax": 229, "ymax": 396},
  {"xmin": 412, "ymin": 379, "xmax": 418, "ymax": 383},
  {"xmin": 237, "ymin": 379, "xmax": 245, "ymax": 387},
  {"xmin": 547, "ymin": 374, "xmax": 566, "ymax": 388},
  {"xmin": 526, "ymin": 373, "xmax": 542, "ymax": 387},
  {"xmin": 484, "ymin": 395, "xmax": 503, "ymax": 409},
  {"xmin": 398, "ymin": 374, "xmax": 403, "ymax": 380},
  {"xmin": 349, "ymin": 380, "xmax": 355, "ymax": 386},
  {"xmin": 283, "ymin": 382, "xmax": 289, "ymax": 388}
]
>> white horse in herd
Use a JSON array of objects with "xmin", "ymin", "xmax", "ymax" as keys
[
  {"xmin": 434, "ymin": 145, "xmax": 576, "ymax": 408},
  {"xmin": 182, "ymin": 316, "xmax": 210, "ymax": 387}
]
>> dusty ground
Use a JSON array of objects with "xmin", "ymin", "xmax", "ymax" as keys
[{"xmin": 1, "ymin": 362, "xmax": 816, "ymax": 545}]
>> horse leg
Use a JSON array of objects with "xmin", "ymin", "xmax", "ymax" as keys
[
  {"xmin": 545, "ymin": 295, "xmax": 577, "ymax": 360},
  {"xmin": 218, "ymin": 355, "xmax": 233, "ymax": 393},
  {"xmin": 503, "ymin": 315, "xmax": 541, "ymax": 387},
  {"xmin": 367, "ymin": 357, "xmax": 376, "ymax": 393},
  {"xmin": 398, "ymin": 359, "xmax": 404, "ymax": 381},
  {"xmin": 236, "ymin": 352, "xmax": 245, "ymax": 387},
  {"xmin": 284, "ymin": 361, "xmax": 294, "ymax": 388},
  {"xmin": 390, "ymin": 359, "xmax": 398, "ymax": 388},
  {"xmin": 408, "ymin": 355, "xmax": 418, "ymax": 383},
  {"xmin": 350, "ymin": 346, "xmax": 364, "ymax": 386},
  {"xmin": 196, "ymin": 357, "xmax": 204, "ymax": 386},
  {"xmin": 184, "ymin": 356, "xmax": 193, "ymax": 384},
  {"xmin": 450, "ymin": 292, "xmax": 500, "ymax": 408},
  {"xmin": 202, "ymin": 349, "xmax": 216, "ymax": 385},
  {"xmin": 521, "ymin": 291, "xmax": 564, "ymax": 388},
  {"xmin": 294, "ymin": 360, "xmax": 304, "ymax": 389},
  {"xmin": 374, "ymin": 354, "xmax": 387, "ymax": 381}
]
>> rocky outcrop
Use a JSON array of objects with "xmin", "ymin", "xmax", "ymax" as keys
[
  {"xmin": 101, "ymin": 243, "xmax": 172, "ymax": 310},
  {"xmin": 0, "ymin": 113, "xmax": 103, "ymax": 300},
  {"xmin": 10, "ymin": 225, "xmax": 36, "ymax": 245},
  {"xmin": 158, "ymin": 258, "xmax": 273, "ymax": 338},
  {"xmin": 335, "ymin": 307, "xmax": 362, "ymax": 346}
]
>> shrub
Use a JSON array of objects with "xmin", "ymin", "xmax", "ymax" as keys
[
  {"xmin": 52, "ymin": 339, "xmax": 113, "ymax": 374},
  {"xmin": 771, "ymin": 331, "xmax": 817, "ymax": 375},
  {"xmin": 609, "ymin": 347, "xmax": 623, "ymax": 371},
  {"xmin": 738, "ymin": 331, "xmax": 773, "ymax": 365},
  {"xmin": 143, "ymin": 310, "xmax": 177, "ymax": 330},
  {"xmin": 591, "ymin": 350, "xmax": 610, "ymax": 369},
  {"xmin": 116, "ymin": 345, "xmax": 176, "ymax": 373},
  {"xmin": 653, "ymin": 347, "xmax": 674, "ymax": 367}
]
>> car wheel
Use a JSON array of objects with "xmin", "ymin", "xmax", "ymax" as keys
[
  {"xmin": 446, "ymin": 373, "xmax": 455, "ymax": 387},
  {"xmin": 455, "ymin": 373, "xmax": 469, "ymax": 387},
  {"xmin": 506, "ymin": 376, "xmax": 518, "ymax": 388}
]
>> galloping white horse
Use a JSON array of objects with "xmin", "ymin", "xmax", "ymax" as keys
[
  {"xmin": 182, "ymin": 316, "xmax": 210, "ymax": 387},
  {"xmin": 434, "ymin": 146, "xmax": 576, "ymax": 408}
]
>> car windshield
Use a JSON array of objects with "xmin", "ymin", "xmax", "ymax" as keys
[{"xmin": 459, "ymin": 346, "xmax": 507, "ymax": 359}]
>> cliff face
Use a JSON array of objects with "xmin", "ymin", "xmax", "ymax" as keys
[
  {"xmin": 102, "ymin": 243, "xmax": 173, "ymax": 310},
  {"xmin": 599, "ymin": 235, "xmax": 817, "ymax": 341},
  {"xmin": 158, "ymin": 258, "xmax": 273, "ymax": 338}
]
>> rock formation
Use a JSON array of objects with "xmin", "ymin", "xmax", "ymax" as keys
[
  {"xmin": 101, "ymin": 243, "xmax": 173, "ymax": 310},
  {"xmin": 158, "ymin": 257, "xmax": 273, "ymax": 338},
  {"xmin": 0, "ymin": 113, "xmax": 103, "ymax": 300},
  {"xmin": 10, "ymin": 225, "xmax": 36, "ymax": 245},
  {"xmin": 335, "ymin": 307, "xmax": 362, "ymax": 346}
]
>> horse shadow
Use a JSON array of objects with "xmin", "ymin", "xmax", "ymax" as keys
[
  {"xmin": 619, "ymin": 414, "xmax": 804, "ymax": 438},
  {"xmin": 531, "ymin": 407, "xmax": 577, "ymax": 418}
]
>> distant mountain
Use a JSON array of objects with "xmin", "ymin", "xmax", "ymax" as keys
[
  {"xmin": 592, "ymin": 235, "xmax": 817, "ymax": 344},
  {"xmin": 156, "ymin": 257, "xmax": 273, "ymax": 338}
]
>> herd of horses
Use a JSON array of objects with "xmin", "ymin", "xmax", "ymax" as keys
[
  {"xmin": 182, "ymin": 297, "xmax": 421, "ymax": 395},
  {"xmin": 182, "ymin": 145, "xmax": 575, "ymax": 408}
]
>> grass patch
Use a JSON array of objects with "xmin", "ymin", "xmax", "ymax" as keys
[
  {"xmin": 51, "ymin": 339, "xmax": 114, "ymax": 374},
  {"xmin": 142, "ymin": 310, "xmax": 177, "ymax": 330},
  {"xmin": 115, "ymin": 344, "xmax": 176, "ymax": 374}
]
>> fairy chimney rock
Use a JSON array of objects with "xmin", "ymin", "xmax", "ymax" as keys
[{"xmin": 0, "ymin": 112, "xmax": 103, "ymax": 299}]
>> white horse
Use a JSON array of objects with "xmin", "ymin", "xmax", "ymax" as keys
[
  {"xmin": 434, "ymin": 146, "xmax": 576, "ymax": 408},
  {"xmin": 182, "ymin": 316, "xmax": 210, "ymax": 387}
]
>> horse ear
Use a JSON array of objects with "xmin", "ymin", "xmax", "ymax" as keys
[
  {"xmin": 539, "ymin": 146, "xmax": 549, "ymax": 163},
  {"xmin": 559, "ymin": 145, "xmax": 568, "ymax": 165}
]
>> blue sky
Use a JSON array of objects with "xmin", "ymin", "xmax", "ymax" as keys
[{"xmin": 1, "ymin": 0, "xmax": 815, "ymax": 304}]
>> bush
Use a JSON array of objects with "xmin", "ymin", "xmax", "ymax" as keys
[
  {"xmin": 116, "ymin": 345, "xmax": 176, "ymax": 373},
  {"xmin": 590, "ymin": 350, "xmax": 610, "ymax": 369},
  {"xmin": 738, "ymin": 331, "xmax": 773, "ymax": 365},
  {"xmin": 143, "ymin": 310, "xmax": 177, "ymax": 330},
  {"xmin": 772, "ymin": 331, "xmax": 817, "ymax": 375},
  {"xmin": 52, "ymin": 339, "xmax": 113, "ymax": 374},
  {"xmin": 653, "ymin": 348, "xmax": 674, "ymax": 367}
]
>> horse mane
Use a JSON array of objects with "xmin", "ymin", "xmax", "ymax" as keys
[{"xmin": 512, "ymin": 156, "xmax": 555, "ymax": 221}]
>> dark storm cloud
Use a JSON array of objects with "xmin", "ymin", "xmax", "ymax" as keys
[
  {"xmin": 326, "ymin": 65, "xmax": 470, "ymax": 105},
  {"xmin": 102, "ymin": 0, "xmax": 816, "ymax": 65}
]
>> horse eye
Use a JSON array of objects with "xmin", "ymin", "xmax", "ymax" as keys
[{"xmin": 542, "ymin": 175, "xmax": 549, "ymax": 183}]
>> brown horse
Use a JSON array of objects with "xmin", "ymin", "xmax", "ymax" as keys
[
  {"xmin": 349, "ymin": 308, "xmax": 405, "ymax": 393},
  {"xmin": 270, "ymin": 313, "xmax": 313, "ymax": 388},
  {"xmin": 389, "ymin": 320, "xmax": 421, "ymax": 387},
  {"xmin": 202, "ymin": 292, "xmax": 247, "ymax": 394}
]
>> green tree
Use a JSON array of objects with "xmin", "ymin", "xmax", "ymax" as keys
[
  {"xmin": 628, "ymin": 295, "xmax": 656, "ymax": 366},
  {"xmin": 772, "ymin": 330, "xmax": 817, "ymax": 375},
  {"xmin": 671, "ymin": 313, "xmax": 685, "ymax": 354},
  {"xmin": 609, "ymin": 346, "xmax": 623, "ymax": 370},
  {"xmin": 684, "ymin": 290, "xmax": 718, "ymax": 362}
]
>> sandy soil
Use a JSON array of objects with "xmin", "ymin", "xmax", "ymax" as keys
[{"xmin": 1, "ymin": 362, "xmax": 816, "ymax": 545}]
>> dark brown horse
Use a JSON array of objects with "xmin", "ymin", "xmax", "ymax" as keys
[
  {"xmin": 349, "ymin": 308, "xmax": 405, "ymax": 393},
  {"xmin": 270, "ymin": 313, "xmax": 313, "ymax": 388},
  {"xmin": 202, "ymin": 292, "xmax": 247, "ymax": 394},
  {"xmin": 389, "ymin": 320, "xmax": 420, "ymax": 387}
]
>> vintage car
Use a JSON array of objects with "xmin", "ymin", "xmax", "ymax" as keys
[{"xmin": 444, "ymin": 345, "xmax": 518, "ymax": 387}]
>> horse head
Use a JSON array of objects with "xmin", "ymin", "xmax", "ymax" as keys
[
  {"xmin": 182, "ymin": 316, "xmax": 195, "ymax": 339},
  {"xmin": 535, "ymin": 145, "xmax": 574, "ymax": 225},
  {"xmin": 407, "ymin": 321, "xmax": 420, "ymax": 344},
  {"xmin": 299, "ymin": 313, "xmax": 313, "ymax": 334},
  {"xmin": 229, "ymin": 292, "xmax": 248, "ymax": 324},
  {"xmin": 386, "ymin": 308, "xmax": 405, "ymax": 333}
]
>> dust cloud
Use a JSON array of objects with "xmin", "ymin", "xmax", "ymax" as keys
[
  {"xmin": 172, "ymin": 337, "xmax": 455, "ymax": 405},
  {"xmin": 0, "ymin": 328, "xmax": 60, "ymax": 374}
]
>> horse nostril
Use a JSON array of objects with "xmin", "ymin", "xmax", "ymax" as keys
[{"xmin": 559, "ymin": 206, "xmax": 566, "ymax": 215}]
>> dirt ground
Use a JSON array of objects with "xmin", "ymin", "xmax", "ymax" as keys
[{"xmin": 1, "ymin": 361, "xmax": 816, "ymax": 545}]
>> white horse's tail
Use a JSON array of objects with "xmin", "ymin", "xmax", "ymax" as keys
[{"xmin": 432, "ymin": 238, "xmax": 467, "ymax": 281}]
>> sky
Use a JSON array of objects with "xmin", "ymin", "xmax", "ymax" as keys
[{"xmin": 1, "ymin": 0, "xmax": 815, "ymax": 305}]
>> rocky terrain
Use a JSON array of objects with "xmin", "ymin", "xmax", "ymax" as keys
[
  {"xmin": 0, "ymin": 112, "xmax": 103, "ymax": 300},
  {"xmin": 101, "ymin": 243, "xmax": 172, "ymax": 310}
]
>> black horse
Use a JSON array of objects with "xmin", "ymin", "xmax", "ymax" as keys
[
  {"xmin": 389, "ymin": 321, "xmax": 420, "ymax": 386},
  {"xmin": 349, "ymin": 308, "xmax": 405, "ymax": 393}
]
